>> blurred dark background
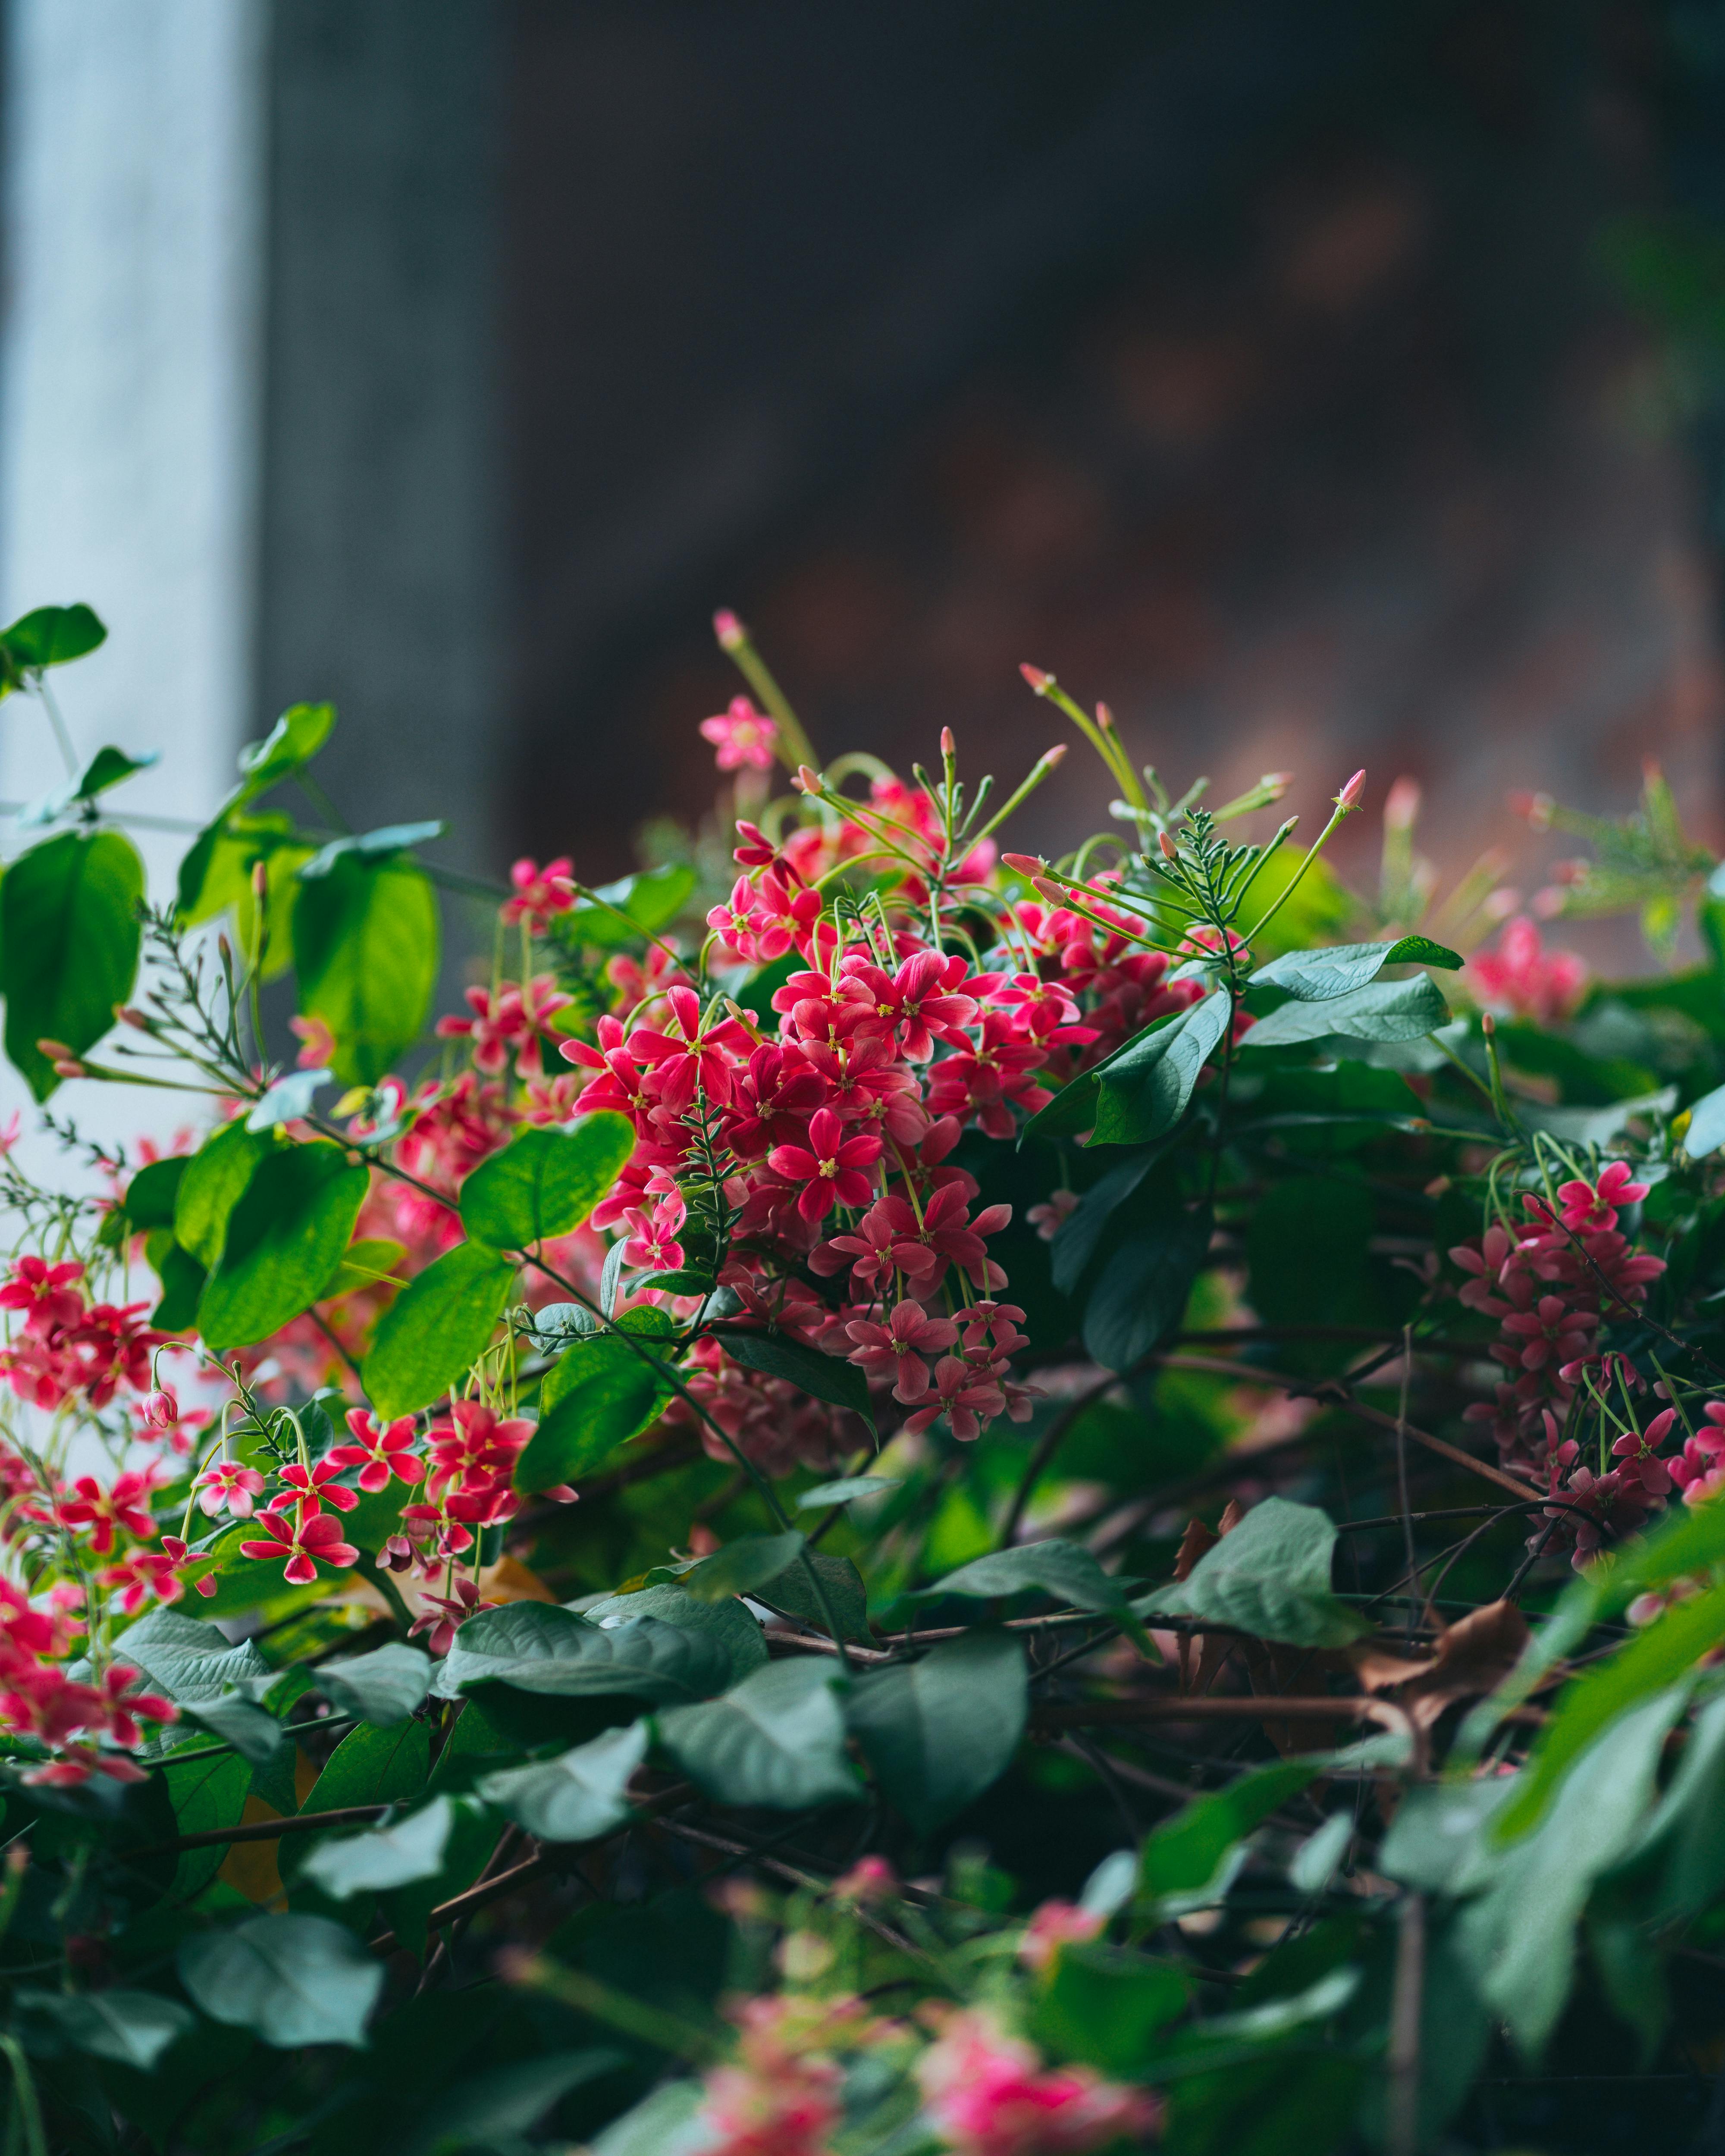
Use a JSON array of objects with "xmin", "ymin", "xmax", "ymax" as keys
[{"xmin": 12, "ymin": 0, "xmax": 1725, "ymax": 913}]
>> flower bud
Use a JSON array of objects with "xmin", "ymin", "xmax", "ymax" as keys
[
  {"xmin": 52, "ymin": 1060, "xmax": 86, "ymax": 1079},
  {"xmin": 1158, "ymin": 830, "xmax": 1178, "ymax": 861},
  {"xmin": 141, "ymin": 1388, "xmax": 179, "ymax": 1430},
  {"xmin": 1334, "ymin": 769, "xmax": 1367, "ymax": 812},
  {"xmin": 794, "ymin": 764, "xmax": 821, "ymax": 794},
  {"xmin": 1000, "ymin": 853, "xmax": 1045, "ymax": 877},
  {"xmin": 34, "ymin": 1039, "xmax": 73, "ymax": 1062},
  {"xmin": 1032, "ymin": 878, "xmax": 1066, "ymax": 908},
  {"xmin": 1039, "ymin": 744, "xmax": 1068, "ymax": 769},
  {"xmin": 1095, "ymin": 701, "xmax": 1115, "ymax": 731},
  {"xmin": 940, "ymin": 726, "xmax": 955, "ymax": 756},
  {"xmin": 251, "ymin": 859, "xmax": 268, "ymax": 902},
  {"xmin": 116, "ymin": 1007, "xmax": 150, "ymax": 1031},
  {"xmin": 712, "ymin": 608, "xmax": 745, "ymax": 651},
  {"xmin": 1019, "ymin": 663, "xmax": 1051, "ymax": 693},
  {"xmin": 1508, "ymin": 789, "xmax": 1553, "ymax": 830},
  {"xmin": 1383, "ymin": 775, "xmax": 1421, "ymax": 830}
]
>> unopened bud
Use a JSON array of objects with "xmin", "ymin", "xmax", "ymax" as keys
[
  {"xmin": 1263, "ymin": 772, "xmax": 1293, "ymax": 797},
  {"xmin": 116, "ymin": 1006, "xmax": 149, "ymax": 1031},
  {"xmin": 217, "ymin": 933, "xmax": 233, "ymax": 966},
  {"xmin": 52, "ymin": 1059, "xmax": 86, "ymax": 1080},
  {"xmin": 1019, "ymin": 663, "xmax": 1052, "ymax": 693},
  {"xmin": 1383, "ymin": 775, "xmax": 1421, "ymax": 830},
  {"xmin": 1334, "ymin": 769, "xmax": 1367, "ymax": 812},
  {"xmin": 35, "ymin": 1039, "xmax": 73, "ymax": 1062},
  {"xmin": 251, "ymin": 859, "xmax": 268, "ymax": 902},
  {"xmin": 1032, "ymin": 878, "xmax": 1067, "ymax": 908},
  {"xmin": 1001, "ymin": 853, "xmax": 1045, "ymax": 877},
  {"xmin": 1095, "ymin": 701, "xmax": 1115, "ymax": 732},
  {"xmin": 1039, "ymin": 744, "xmax": 1068, "ymax": 770},
  {"xmin": 941, "ymin": 726, "xmax": 955, "ymax": 757},
  {"xmin": 794, "ymin": 764, "xmax": 821, "ymax": 795},
  {"xmin": 1158, "ymin": 831, "xmax": 1179, "ymax": 861},
  {"xmin": 1480, "ymin": 1011, "xmax": 1496, "ymax": 1037},
  {"xmin": 141, "ymin": 1388, "xmax": 179, "ymax": 1430},
  {"xmin": 712, "ymin": 608, "xmax": 745, "ymax": 652}
]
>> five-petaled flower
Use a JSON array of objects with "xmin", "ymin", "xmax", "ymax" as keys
[
  {"xmin": 239, "ymin": 1508, "xmax": 361, "ymax": 1586},
  {"xmin": 699, "ymin": 695, "xmax": 778, "ymax": 771},
  {"xmin": 329, "ymin": 1410, "xmax": 425, "ymax": 1492},
  {"xmin": 767, "ymin": 1108, "xmax": 882, "ymax": 1222}
]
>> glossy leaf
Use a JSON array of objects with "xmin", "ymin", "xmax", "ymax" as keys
[
  {"xmin": 292, "ymin": 853, "xmax": 439, "ymax": 1084},
  {"xmin": 460, "ymin": 1114, "xmax": 636, "ymax": 1249},
  {"xmin": 1241, "ymin": 972, "xmax": 1450, "ymax": 1049},
  {"xmin": 715, "ymin": 1328, "xmax": 875, "ymax": 1430},
  {"xmin": 1048, "ymin": 1143, "xmax": 1170, "ymax": 1293},
  {"xmin": 196, "ymin": 1140, "xmax": 368, "ymax": 1351},
  {"xmin": 515, "ymin": 1307, "xmax": 675, "ymax": 1492},
  {"xmin": 796, "ymin": 1475, "xmax": 900, "ymax": 1509},
  {"xmin": 1093, "ymin": 986, "xmax": 1232, "ymax": 1146},
  {"xmin": 439, "ymin": 1602, "xmax": 729, "ymax": 1703},
  {"xmin": 1251, "ymin": 934, "xmax": 1462, "ymax": 1001},
  {"xmin": 173, "ymin": 1119, "xmax": 273, "ymax": 1269},
  {"xmin": 301, "ymin": 1719, "xmax": 431, "ymax": 1817},
  {"xmin": 362, "ymin": 1239, "xmax": 516, "ymax": 1419},
  {"xmin": 916, "ymin": 1539, "xmax": 1141, "ymax": 1627},
  {"xmin": 318, "ymin": 1235, "xmax": 406, "ymax": 1300},
  {"xmin": 477, "ymin": 1720, "xmax": 647, "ymax": 1842},
  {"xmin": 315, "ymin": 1642, "xmax": 434, "ymax": 1728},
  {"xmin": 1082, "ymin": 1202, "xmax": 1211, "ymax": 1372},
  {"xmin": 585, "ymin": 1586, "xmax": 767, "ymax": 1685},
  {"xmin": 298, "ymin": 820, "xmax": 446, "ymax": 878},
  {"xmin": 300, "ymin": 1797, "xmax": 454, "ymax": 1900},
  {"xmin": 682, "ymin": 1532, "xmax": 806, "ymax": 1603},
  {"xmin": 847, "ymin": 1630, "xmax": 1026, "ymax": 1832},
  {"xmin": 177, "ymin": 1914, "xmax": 383, "ymax": 2049},
  {"xmin": 21, "ymin": 744, "xmax": 157, "ymax": 828},
  {"xmin": 1030, "ymin": 1947, "xmax": 1189, "ymax": 2076},
  {"xmin": 0, "ymin": 827, "xmax": 143, "ymax": 1099},
  {"xmin": 1140, "ymin": 1758, "xmax": 1320, "ymax": 1916},
  {"xmin": 120, "ymin": 1607, "xmax": 272, "ymax": 1704},
  {"xmin": 657, "ymin": 1657, "xmax": 860, "ymax": 1810},
  {"xmin": 0, "ymin": 603, "xmax": 106, "ymax": 681},
  {"xmin": 751, "ymin": 1548, "xmax": 872, "ymax": 1643},
  {"xmin": 1139, "ymin": 1496, "xmax": 1371, "ymax": 1648}
]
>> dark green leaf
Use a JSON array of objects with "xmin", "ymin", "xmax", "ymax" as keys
[
  {"xmin": 584, "ymin": 1586, "xmax": 766, "ymax": 1685},
  {"xmin": 315, "ymin": 1642, "xmax": 434, "ymax": 1728},
  {"xmin": 1082, "ymin": 1203, "xmax": 1211, "ymax": 1372},
  {"xmin": 656, "ymin": 1657, "xmax": 860, "ymax": 1810},
  {"xmin": 847, "ymin": 1630, "xmax": 1026, "ymax": 1832},
  {"xmin": 682, "ymin": 1532, "xmax": 806, "ymax": 1603},
  {"xmin": 1140, "ymin": 1497, "xmax": 1371, "ymax": 1648},
  {"xmin": 0, "ymin": 602, "xmax": 106, "ymax": 677},
  {"xmin": 1092, "ymin": 987, "xmax": 1232, "ymax": 1146},
  {"xmin": 565, "ymin": 862, "xmax": 696, "ymax": 947},
  {"xmin": 121, "ymin": 1154, "xmax": 187, "ymax": 1231},
  {"xmin": 460, "ymin": 1115, "xmax": 637, "ymax": 1248},
  {"xmin": 1031, "ymin": 1946, "xmax": 1189, "ymax": 2076},
  {"xmin": 1048, "ymin": 1144, "xmax": 1169, "ymax": 1293},
  {"xmin": 301, "ymin": 1720, "xmax": 431, "ymax": 1816},
  {"xmin": 172, "ymin": 1118, "xmax": 273, "ymax": 1269},
  {"xmin": 237, "ymin": 702, "xmax": 335, "ymax": 792},
  {"xmin": 14, "ymin": 1988, "xmax": 192, "ymax": 2071},
  {"xmin": 185, "ymin": 1695, "xmax": 283, "ymax": 1763},
  {"xmin": 916, "ymin": 1539, "xmax": 1140, "ymax": 1625},
  {"xmin": 477, "ymin": 1720, "xmax": 647, "ymax": 1843},
  {"xmin": 363, "ymin": 1239, "xmax": 516, "ymax": 1419},
  {"xmin": 796, "ymin": 1475, "xmax": 900, "ymax": 1509},
  {"xmin": 196, "ymin": 1140, "xmax": 368, "ymax": 1351},
  {"xmin": 300, "ymin": 1797, "xmax": 454, "ymax": 1899},
  {"xmin": 754, "ymin": 1549, "xmax": 872, "ymax": 1644},
  {"xmin": 1241, "ymin": 972, "xmax": 1450, "ymax": 1048},
  {"xmin": 0, "ymin": 827, "xmax": 143, "ymax": 1099},
  {"xmin": 292, "ymin": 854, "xmax": 439, "ymax": 1085},
  {"xmin": 163, "ymin": 1747, "xmax": 251, "ymax": 1901},
  {"xmin": 1251, "ymin": 935, "xmax": 1462, "ymax": 1001},
  {"xmin": 176, "ymin": 1913, "xmax": 383, "ymax": 2049},
  {"xmin": 715, "ymin": 1329, "xmax": 875, "ymax": 1431},
  {"xmin": 516, "ymin": 1307, "xmax": 675, "ymax": 1492},
  {"xmin": 120, "ymin": 1607, "xmax": 272, "ymax": 1704},
  {"xmin": 1140, "ymin": 1758, "xmax": 1321, "ymax": 1915},
  {"xmin": 439, "ymin": 1603, "xmax": 729, "ymax": 1703},
  {"xmin": 150, "ymin": 1241, "xmax": 207, "ymax": 1332},
  {"xmin": 401, "ymin": 2051, "xmax": 628, "ymax": 2156}
]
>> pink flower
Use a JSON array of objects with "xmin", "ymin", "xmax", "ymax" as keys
[
  {"xmin": 1018, "ymin": 1899, "xmax": 1107, "ymax": 1971},
  {"xmin": 58, "ymin": 1470, "xmax": 163, "ymax": 1557},
  {"xmin": 768, "ymin": 1108, "xmax": 882, "ymax": 1223},
  {"xmin": 193, "ymin": 1460, "xmax": 267, "ymax": 1520},
  {"xmin": 845, "ymin": 1302, "xmax": 958, "ymax": 1404},
  {"xmin": 700, "ymin": 695, "xmax": 779, "ymax": 771},
  {"xmin": 1556, "ymin": 1161, "xmax": 1648, "ymax": 1232},
  {"xmin": 621, "ymin": 1194, "xmax": 688, "ymax": 1273},
  {"xmin": 904, "ymin": 1355, "xmax": 1007, "ymax": 1443},
  {"xmin": 502, "ymin": 855, "xmax": 577, "ymax": 930},
  {"xmin": 1467, "ymin": 916, "xmax": 1587, "ymax": 1025},
  {"xmin": 1026, "ymin": 1190, "xmax": 1079, "ymax": 1242},
  {"xmin": 916, "ymin": 2007, "xmax": 1160, "ymax": 2156},
  {"xmin": 239, "ymin": 1508, "xmax": 361, "ymax": 1587},
  {"xmin": 0, "ymin": 1257, "xmax": 85, "ymax": 1338},
  {"xmin": 288, "ymin": 1013, "xmax": 338, "ymax": 1071},
  {"xmin": 408, "ymin": 1577, "xmax": 495, "ymax": 1658},
  {"xmin": 271, "ymin": 1457, "xmax": 361, "ymax": 1516},
  {"xmin": 329, "ymin": 1409, "xmax": 425, "ymax": 1492}
]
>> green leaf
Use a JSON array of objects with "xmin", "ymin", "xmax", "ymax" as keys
[
  {"xmin": 14, "ymin": 1987, "xmax": 193, "ymax": 2071},
  {"xmin": 682, "ymin": 1532, "xmax": 806, "ymax": 1603},
  {"xmin": 185, "ymin": 1695, "xmax": 284, "ymax": 1763},
  {"xmin": 196, "ymin": 1140, "xmax": 368, "ymax": 1351},
  {"xmin": 1240, "ymin": 972, "xmax": 1450, "ymax": 1049},
  {"xmin": 379, "ymin": 1794, "xmax": 497, "ymax": 1960},
  {"xmin": 916, "ymin": 1539, "xmax": 1141, "ymax": 1627},
  {"xmin": 585, "ymin": 1586, "xmax": 767, "ymax": 1685},
  {"xmin": 439, "ymin": 1602, "xmax": 730, "ymax": 1703},
  {"xmin": 715, "ymin": 1328, "xmax": 876, "ymax": 1431},
  {"xmin": 151, "ymin": 1241, "xmax": 207, "ymax": 1332},
  {"xmin": 477, "ymin": 1720, "xmax": 647, "ymax": 1842},
  {"xmin": 302, "ymin": 1719, "xmax": 431, "ymax": 1816},
  {"xmin": 1494, "ymin": 1580, "xmax": 1725, "ymax": 1840},
  {"xmin": 1093, "ymin": 987, "xmax": 1232, "ymax": 1146},
  {"xmin": 292, "ymin": 853, "xmax": 439, "ymax": 1084},
  {"xmin": 796, "ymin": 1475, "xmax": 900, "ymax": 1509},
  {"xmin": 121, "ymin": 1154, "xmax": 188, "ymax": 1232},
  {"xmin": 658, "ymin": 1657, "xmax": 860, "ymax": 1810},
  {"xmin": 176, "ymin": 1913, "xmax": 383, "ymax": 2049},
  {"xmin": 1031, "ymin": 1946, "xmax": 1189, "ymax": 2076},
  {"xmin": 298, "ymin": 820, "xmax": 446, "ymax": 877},
  {"xmin": 460, "ymin": 1115, "xmax": 637, "ymax": 1248},
  {"xmin": 173, "ymin": 1119, "xmax": 273, "ymax": 1269},
  {"xmin": 315, "ymin": 1642, "xmax": 434, "ymax": 1727},
  {"xmin": 516, "ymin": 1307, "xmax": 676, "ymax": 1492},
  {"xmin": 300, "ymin": 1796, "xmax": 454, "ymax": 1900},
  {"xmin": 1140, "ymin": 1758, "xmax": 1320, "ymax": 1916},
  {"xmin": 847, "ymin": 1630, "xmax": 1026, "ymax": 1832},
  {"xmin": 402, "ymin": 2051, "xmax": 628, "ymax": 2156},
  {"xmin": 237, "ymin": 701, "xmax": 336, "ymax": 793},
  {"xmin": 163, "ymin": 1747, "xmax": 251, "ymax": 1901},
  {"xmin": 1250, "ymin": 934, "xmax": 1462, "ymax": 1001},
  {"xmin": 120, "ymin": 1607, "xmax": 272, "ymax": 1703},
  {"xmin": 21, "ymin": 744, "xmax": 158, "ymax": 828},
  {"xmin": 565, "ymin": 862, "xmax": 697, "ymax": 947},
  {"xmin": 753, "ymin": 1549, "xmax": 872, "ymax": 1644},
  {"xmin": 1139, "ymin": 1496, "xmax": 1371, "ymax": 1648},
  {"xmin": 362, "ymin": 1239, "xmax": 516, "ymax": 1419},
  {"xmin": 0, "ymin": 602, "xmax": 106, "ymax": 678},
  {"xmin": 1458, "ymin": 1687, "xmax": 1689, "ymax": 2059},
  {"xmin": 0, "ymin": 827, "xmax": 143, "ymax": 1099},
  {"xmin": 1082, "ymin": 1202, "xmax": 1211, "ymax": 1372},
  {"xmin": 587, "ymin": 2081, "xmax": 706, "ymax": 2156},
  {"xmin": 1048, "ymin": 1144, "xmax": 1171, "ymax": 1293},
  {"xmin": 1622, "ymin": 1688, "xmax": 1725, "ymax": 1922},
  {"xmin": 319, "ymin": 1235, "xmax": 406, "ymax": 1300}
]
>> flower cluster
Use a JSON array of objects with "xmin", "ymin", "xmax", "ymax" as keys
[
  {"xmin": 0, "ymin": 1257, "xmax": 162, "ymax": 1413},
  {"xmin": 1452, "ymin": 1162, "xmax": 1669, "ymax": 1562},
  {"xmin": 0, "ymin": 1579, "xmax": 174, "ymax": 1785}
]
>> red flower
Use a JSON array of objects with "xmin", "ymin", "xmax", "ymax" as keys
[
  {"xmin": 767, "ymin": 1108, "xmax": 882, "ymax": 1222},
  {"xmin": 502, "ymin": 854, "xmax": 577, "ymax": 930},
  {"xmin": 271, "ymin": 1457, "xmax": 361, "ymax": 1515},
  {"xmin": 0, "ymin": 1256, "xmax": 84, "ymax": 1338},
  {"xmin": 329, "ymin": 1410, "xmax": 425, "ymax": 1492},
  {"xmin": 699, "ymin": 695, "xmax": 778, "ymax": 771},
  {"xmin": 840, "ymin": 950, "xmax": 977, "ymax": 1061},
  {"xmin": 239, "ymin": 1508, "xmax": 360, "ymax": 1587},
  {"xmin": 58, "ymin": 1470, "xmax": 162, "ymax": 1556},
  {"xmin": 845, "ymin": 1303, "xmax": 958, "ymax": 1404}
]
